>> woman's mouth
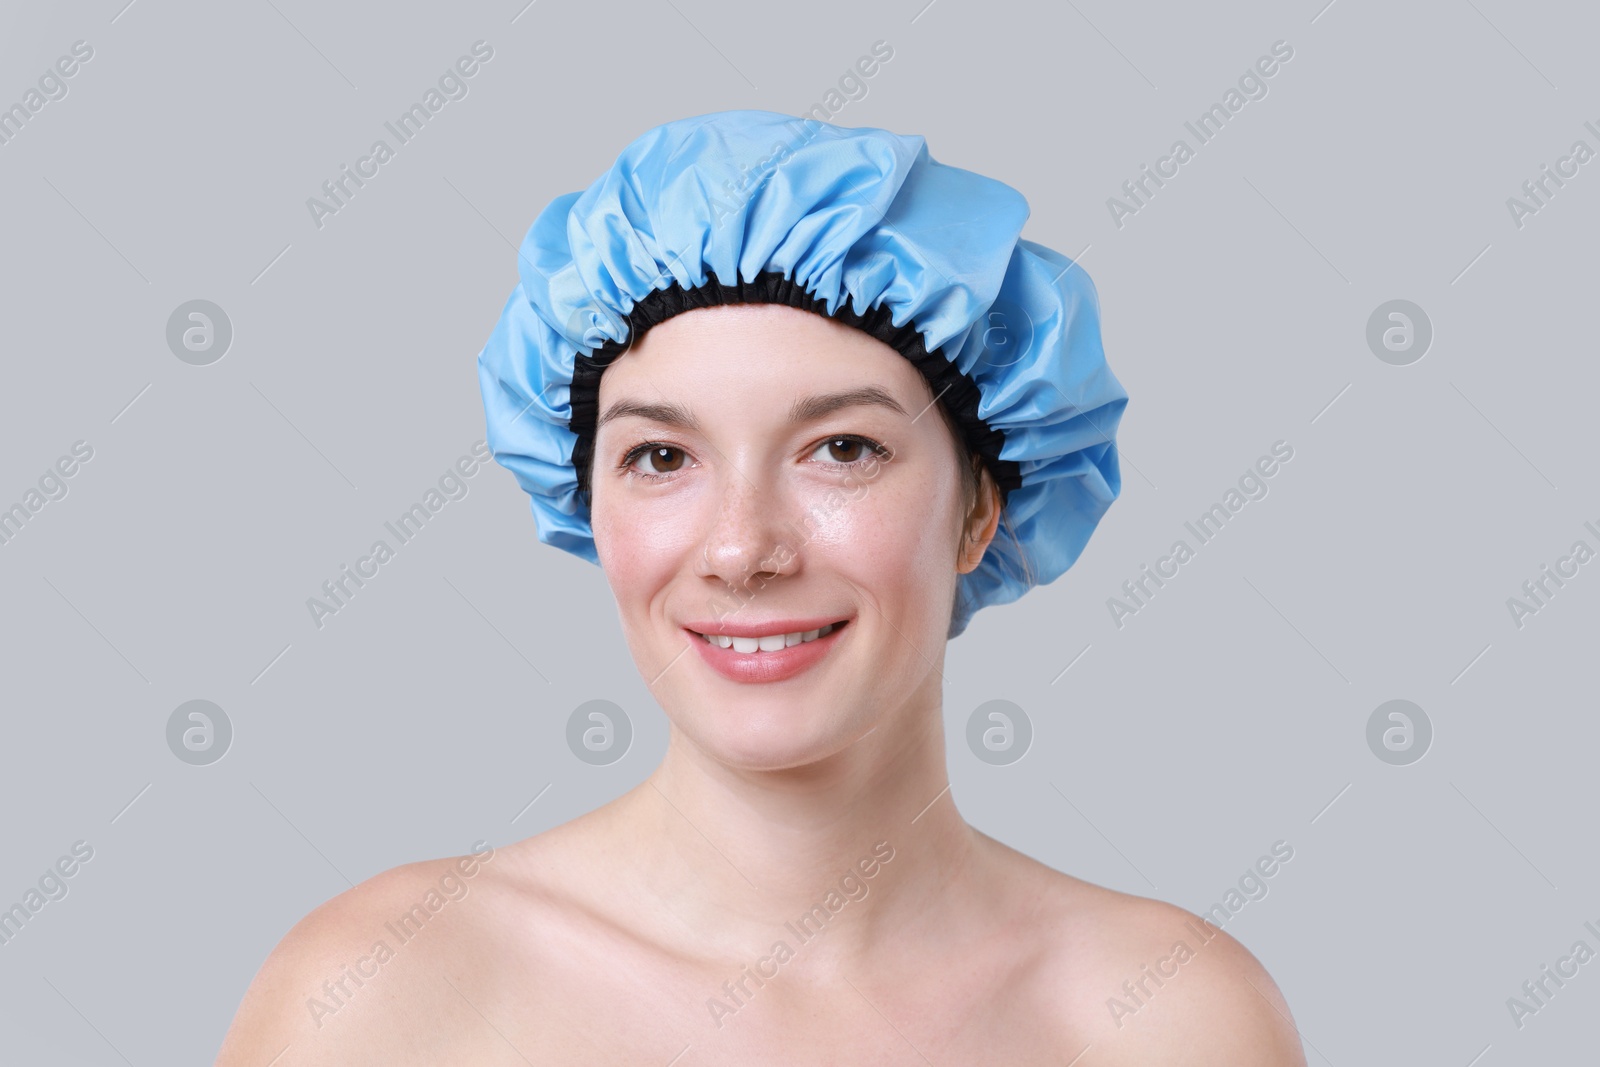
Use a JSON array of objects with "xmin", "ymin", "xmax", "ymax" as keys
[
  {"xmin": 690, "ymin": 620, "xmax": 845, "ymax": 653},
  {"xmin": 684, "ymin": 619, "xmax": 850, "ymax": 683}
]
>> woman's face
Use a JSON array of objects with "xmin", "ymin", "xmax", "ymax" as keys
[{"xmin": 589, "ymin": 302, "xmax": 993, "ymax": 771}]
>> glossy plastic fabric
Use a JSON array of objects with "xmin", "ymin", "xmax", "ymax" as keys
[{"xmin": 477, "ymin": 108, "xmax": 1127, "ymax": 638}]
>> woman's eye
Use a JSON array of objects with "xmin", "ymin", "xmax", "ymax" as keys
[
  {"xmin": 811, "ymin": 436, "xmax": 883, "ymax": 464},
  {"xmin": 623, "ymin": 436, "xmax": 886, "ymax": 481},
  {"xmin": 626, "ymin": 445, "xmax": 688, "ymax": 477}
]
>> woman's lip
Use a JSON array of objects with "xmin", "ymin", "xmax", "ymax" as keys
[
  {"xmin": 684, "ymin": 620, "xmax": 848, "ymax": 684},
  {"xmin": 680, "ymin": 616, "xmax": 851, "ymax": 639}
]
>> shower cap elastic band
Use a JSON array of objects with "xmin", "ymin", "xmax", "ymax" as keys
[{"xmin": 476, "ymin": 108, "xmax": 1128, "ymax": 638}]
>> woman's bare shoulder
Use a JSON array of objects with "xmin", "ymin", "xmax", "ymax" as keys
[
  {"xmin": 980, "ymin": 834, "xmax": 1308, "ymax": 1065},
  {"xmin": 212, "ymin": 841, "xmax": 532, "ymax": 1066}
]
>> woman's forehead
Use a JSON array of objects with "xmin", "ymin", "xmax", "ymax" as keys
[
  {"xmin": 632, "ymin": 302, "xmax": 873, "ymax": 354},
  {"xmin": 599, "ymin": 303, "xmax": 929, "ymax": 409}
]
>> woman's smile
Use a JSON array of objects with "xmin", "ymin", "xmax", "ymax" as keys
[{"xmin": 683, "ymin": 617, "xmax": 852, "ymax": 683}]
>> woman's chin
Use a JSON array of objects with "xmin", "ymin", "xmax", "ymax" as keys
[{"xmin": 673, "ymin": 708, "xmax": 871, "ymax": 773}]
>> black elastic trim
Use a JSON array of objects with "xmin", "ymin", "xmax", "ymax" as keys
[{"xmin": 568, "ymin": 269, "xmax": 1022, "ymax": 505}]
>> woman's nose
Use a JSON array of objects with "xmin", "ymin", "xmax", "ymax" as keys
[{"xmin": 694, "ymin": 476, "xmax": 801, "ymax": 587}]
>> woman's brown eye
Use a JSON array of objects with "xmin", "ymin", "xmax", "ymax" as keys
[
  {"xmin": 824, "ymin": 438, "xmax": 862, "ymax": 462},
  {"xmin": 645, "ymin": 447, "xmax": 685, "ymax": 473}
]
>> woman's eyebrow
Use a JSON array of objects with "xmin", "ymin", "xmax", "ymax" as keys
[
  {"xmin": 595, "ymin": 399, "xmax": 697, "ymax": 432},
  {"xmin": 596, "ymin": 387, "xmax": 910, "ymax": 432},
  {"xmin": 789, "ymin": 386, "xmax": 910, "ymax": 424}
]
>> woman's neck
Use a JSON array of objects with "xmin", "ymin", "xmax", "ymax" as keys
[{"xmin": 608, "ymin": 690, "xmax": 983, "ymax": 970}]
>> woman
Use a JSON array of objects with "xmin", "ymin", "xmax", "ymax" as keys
[{"xmin": 216, "ymin": 110, "xmax": 1306, "ymax": 1064}]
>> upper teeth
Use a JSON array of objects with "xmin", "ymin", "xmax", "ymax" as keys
[{"xmin": 699, "ymin": 623, "xmax": 837, "ymax": 653}]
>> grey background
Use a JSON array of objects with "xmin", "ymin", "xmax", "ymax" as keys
[{"xmin": 1, "ymin": 0, "xmax": 1595, "ymax": 1062}]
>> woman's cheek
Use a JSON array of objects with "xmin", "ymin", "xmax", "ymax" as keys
[
  {"xmin": 594, "ymin": 498, "xmax": 685, "ymax": 595},
  {"xmin": 798, "ymin": 480, "xmax": 887, "ymax": 555},
  {"xmin": 879, "ymin": 468, "xmax": 967, "ymax": 615},
  {"xmin": 803, "ymin": 474, "xmax": 948, "ymax": 581}
]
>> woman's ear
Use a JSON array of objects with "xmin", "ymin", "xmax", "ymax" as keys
[{"xmin": 957, "ymin": 463, "xmax": 1002, "ymax": 575}]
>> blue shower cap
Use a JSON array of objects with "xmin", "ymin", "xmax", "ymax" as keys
[{"xmin": 476, "ymin": 108, "xmax": 1127, "ymax": 638}]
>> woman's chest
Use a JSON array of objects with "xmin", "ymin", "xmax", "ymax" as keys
[{"xmin": 462, "ymin": 938, "xmax": 1083, "ymax": 1065}]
